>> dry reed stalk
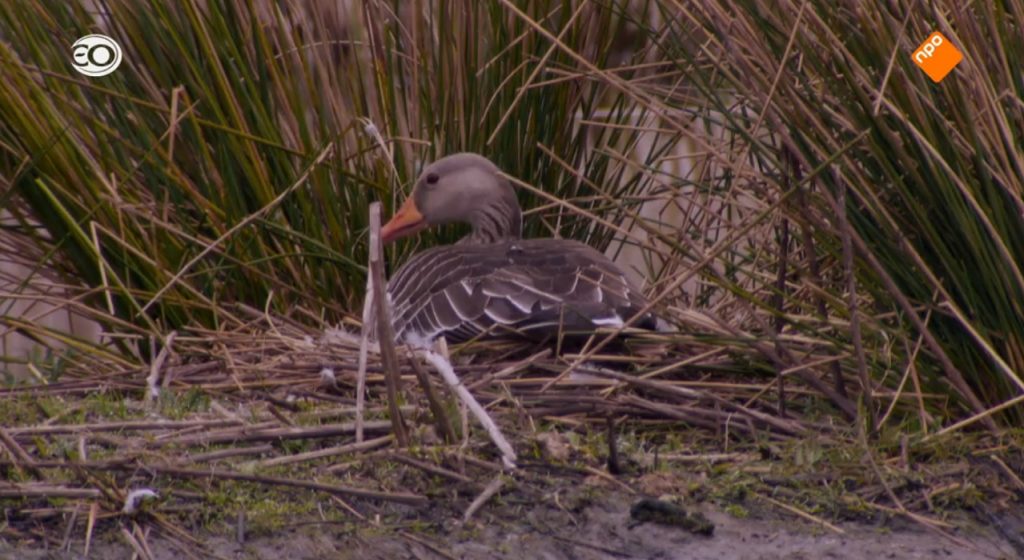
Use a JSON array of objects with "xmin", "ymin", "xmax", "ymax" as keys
[
  {"xmin": 187, "ymin": 445, "xmax": 275, "ymax": 463},
  {"xmin": 84, "ymin": 502, "xmax": 97, "ymax": 557},
  {"xmin": 389, "ymin": 453, "xmax": 477, "ymax": 486},
  {"xmin": 789, "ymin": 150, "xmax": 848, "ymax": 400},
  {"xmin": 150, "ymin": 420, "xmax": 391, "ymax": 447},
  {"xmin": 0, "ymin": 427, "xmax": 42, "ymax": 477},
  {"xmin": 988, "ymin": 455, "xmax": 1024, "ymax": 493},
  {"xmin": 755, "ymin": 493, "xmax": 845, "ymax": 535},
  {"xmin": 463, "ymin": 475, "xmax": 504, "ymax": 523},
  {"xmin": 407, "ymin": 353, "xmax": 457, "ymax": 443},
  {"xmin": 834, "ymin": 175, "xmax": 874, "ymax": 433},
  {"xmin": 120, "ymin": 525, "xmax": 154, "ymax": 560},
  {"xmin": 592, "ymin": 369, "xmax": 804, "ymax": 436},
  {"xmin": 659, "ymin": 452, "xmax": 757, "ymax": 464},
  {"xmin": 399, "ymin": 531, "xmax": 458, "ymax": 560},
  {"xmin": 464, "ymin": 349, "xmax": 551, "ymax": 392},
  {"xmin": 0, "ymin": 486, "xmax": 101, "ymax": 499},
  {"xmin": 773, "ymin": 216, "xmax": 790, "ymax": 417},
  {"xmin": 368, "ymin": 202, "xmax": 409, "ymax": 447},
  {"xmin": 2, "ymin": 459, "xmax": 428, "ymax": 507},
  {"xmin": 256, "ymin": 434, "xmax": 393, "ymax": 468}
]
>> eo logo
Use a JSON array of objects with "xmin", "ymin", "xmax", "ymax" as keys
[
  {"xmin": 72, "ymin": 34, "xmax": 122, "ymax": 77},
  {"xmin": 911, "ymin": 31, "xmax": 962, "ymax": 83}
]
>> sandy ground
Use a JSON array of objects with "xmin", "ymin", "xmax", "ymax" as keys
[{"xmin": 4, "ymin": 492, "xmax": 1018, "ymax": 560}]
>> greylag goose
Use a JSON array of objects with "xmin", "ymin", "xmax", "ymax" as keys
[{"xmin": 381, "ymin": 153, "xmax": 657, "ymax": 345}]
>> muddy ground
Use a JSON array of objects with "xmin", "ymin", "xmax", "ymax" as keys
[{"xmin": 5, "ymin": 490, "xmax": 1019, "ymax": 560}]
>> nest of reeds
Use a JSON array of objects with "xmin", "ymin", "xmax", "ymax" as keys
[{"xmin": 2, "ymin": 306, "xmax": 1022, "ymax": 557}]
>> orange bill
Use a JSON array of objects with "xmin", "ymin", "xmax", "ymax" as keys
[{"xmin": 381, "ymin": 197, "xmax": 428, "ymax": 244}]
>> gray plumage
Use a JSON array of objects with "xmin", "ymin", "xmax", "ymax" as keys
[{"xmin": 381, "ymin": 153, "xmax": 656, "ymax": 344}]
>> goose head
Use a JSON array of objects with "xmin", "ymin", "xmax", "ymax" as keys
[{"xmin": 381, "ymin": 153, "xmax": 523, "ymax": 244}]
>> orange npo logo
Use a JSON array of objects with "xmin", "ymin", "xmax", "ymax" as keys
[{"xmin": 911, "ymin": 31, "xmax": 962, "ymax": 83}]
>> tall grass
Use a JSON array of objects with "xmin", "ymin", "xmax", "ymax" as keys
[
  {"xmin": 1, "ymin": 0, "xmax": 1021, "ymax": 429},
  {"xmin": 0, "ymin": 0, "xmax": 677, "ymax": 348},
  {"xmin": 644, "ymin": 0, "xmax": 1024, "ymax": 424}
]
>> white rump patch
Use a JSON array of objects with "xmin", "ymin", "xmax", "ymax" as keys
[
  {"xmin": 655, "ymin": 317, "xmax": 678, "ymax": 333},
  {"xmin": 592, "ymin": 314, "xmax": 624, "ymax": 328},
  {"xmin": 403, "ymin": 330, "xmax": 435, "ymax": 349}
]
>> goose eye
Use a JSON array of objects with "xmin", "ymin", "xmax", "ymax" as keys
[{"xmin": 425, "ymin": 173, "xmax": 439, "ymax": 185}]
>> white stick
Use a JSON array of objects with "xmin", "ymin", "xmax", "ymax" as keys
[
  {"xmin": 421, "ymin": 349, "xmax": 517, "ymax": 469},
  {"xmin": 145, "ymin": 331, "xmax": 176, "ymax": 402},
  {"xmin": 354, "ymin": 246, "xmax": 375, "ymax": 443},
  {"xmin": 122, "ymin": 488, "xmax": 159, "ymax": 514}
]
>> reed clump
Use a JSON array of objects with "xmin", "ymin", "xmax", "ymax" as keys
[{"xmin": 0, "ymin": 0, "xmax": 1021, "ymax": 552}]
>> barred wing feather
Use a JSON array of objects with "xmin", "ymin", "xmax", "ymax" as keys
[{"xmin": 386, "ymin": 239, "xmax": 655, "ymax": 344}]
